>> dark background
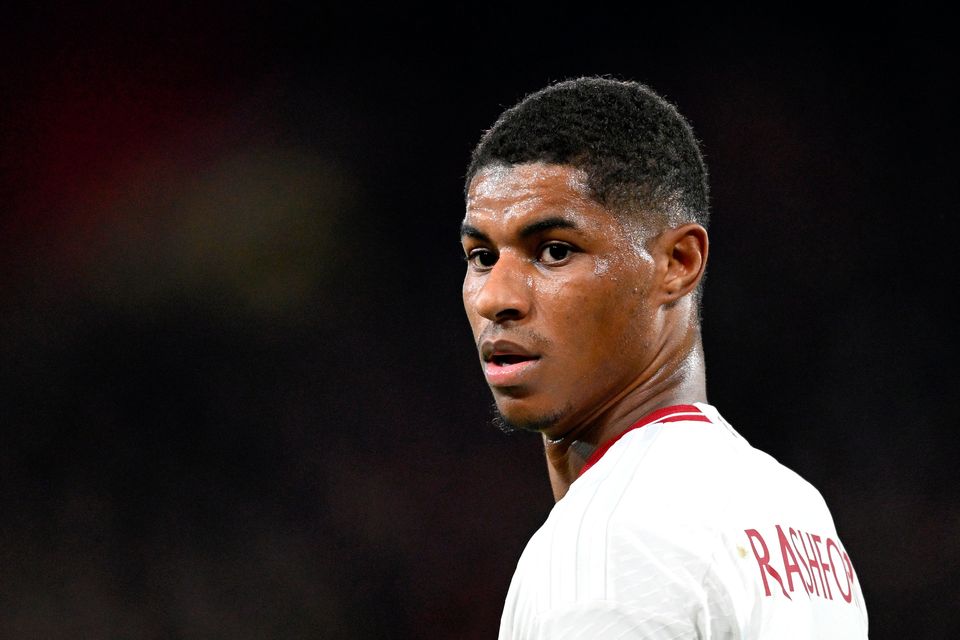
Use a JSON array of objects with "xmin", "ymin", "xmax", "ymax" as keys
[{"xmin": 1, "ymin": 5, "xmax": 957, "ymax": 638}]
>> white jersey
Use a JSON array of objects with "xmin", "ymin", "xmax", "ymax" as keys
[{"xmin": 499, "ymin": 403, "xmax": 868, "ymax": 639}]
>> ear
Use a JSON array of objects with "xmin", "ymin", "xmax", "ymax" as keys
[{"xmin": 655, "ymin": 223, "xmax": 708, "ymax": 304}]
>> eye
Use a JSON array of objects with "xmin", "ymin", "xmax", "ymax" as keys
[
  {"xmin": 538, "ymin": 242, "xmax": 574, "ymax": 265},
  {"xmin": 466, "ymin": 248, "xmax": 498, "ymax": 269}
]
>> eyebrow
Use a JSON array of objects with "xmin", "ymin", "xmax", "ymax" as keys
[
  {"xmin": 459, "ymin": 223, "xmax": 490, "ymax": 243},
  {"xmin": 518, "ymin": 216, "xmax": 579, "ymax": 238},
  {"xmin": 460, "ymin": 216, "xmax": 580, "ymax": 241}
]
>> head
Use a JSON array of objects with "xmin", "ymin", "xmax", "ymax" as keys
[
  {"xmin": 466, "ymin": 78, "xmax": 709, "ymax": 241},
  {"xmin": 461, "ymin": 78, "xmax": 709, "ymax": 438}
]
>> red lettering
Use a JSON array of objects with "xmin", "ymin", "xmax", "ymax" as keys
[
  {"xmin": 747, "ymin": 525, "xmax": 859, "ymax": 606},
  {"xmin": 811, "ymin": 534, "xmax": 833, "ymax": 600},
  {"xmin": 745, "ymin": 529, "xmax": 792, "ymax": 600},
  {"xmin": 776, "ymin": 525, "xmax": 807, "ymax": 595},
  {"xmin": 789, "ymin": 528, "xmax": 815, "ymax": 594},
  {"xmin": 801, "ymin": 532, "xmax": 823, "ymax": 596},
  {"xmin": 827, "ymin": 540, "xmax": 853, "ymax": 603}
]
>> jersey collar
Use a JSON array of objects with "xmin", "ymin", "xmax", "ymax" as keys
[{"xmin": 578, "ymin": 404, "xmax": 711, "ymax": 477}]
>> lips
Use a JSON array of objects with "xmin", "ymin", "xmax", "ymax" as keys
[{"xmin": 480, "ymin": 340, "xmax": 541, "ymax": 386}]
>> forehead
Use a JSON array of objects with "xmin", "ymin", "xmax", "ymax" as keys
[
  {"xmin": 464, "ymin": 163, "xmax": 616, "ymax": 232},
  {"xmin": 467, "ymin": 163, "xmax": 591, "ymax": 206}
]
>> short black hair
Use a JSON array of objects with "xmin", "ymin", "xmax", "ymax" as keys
[{"xmin": 466, "ymin": 77, "xmax": 709, "ymax": 229}]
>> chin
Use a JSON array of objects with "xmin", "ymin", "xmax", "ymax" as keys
[{"xmin": 492, "ymin": 397, "xmax": 571, "ymax": 435}]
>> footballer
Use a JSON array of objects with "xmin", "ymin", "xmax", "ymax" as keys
[{"xmin": 460, "ymin": 77, "xmax": 868, "ymax": 638}]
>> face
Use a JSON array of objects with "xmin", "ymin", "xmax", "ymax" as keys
[{"xmin": 462, "ymin": 163, "xmax": 665, "ymax": 439}]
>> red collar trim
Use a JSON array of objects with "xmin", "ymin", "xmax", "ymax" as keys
[{"xmin": 578, "ymin": 404, "xmax": 711, "ymax": 477}]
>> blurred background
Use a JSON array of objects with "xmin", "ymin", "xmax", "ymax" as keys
[{"xmin": 1, "ymin": 4, "xmax": 957, "ymax": 638}]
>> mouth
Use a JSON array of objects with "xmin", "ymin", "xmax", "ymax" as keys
[
  {"xmin": 483, "ymin": 355, "xmax": 540, "ymax": 387},
  {"xmin": 489, "ymin": 353, "xmax": 538, "ymax": 366},
  {"xmin": 480, "ymin": 340, "xmax": 542, "ymax": 387},
  {"xmin": 480, "ymin": 339, "xmax": 539, "ymax": 363}
]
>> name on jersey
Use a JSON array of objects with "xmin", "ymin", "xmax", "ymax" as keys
[{"xmin": 742, "ymin": 525, "xmax": 856, "ymax": 604}]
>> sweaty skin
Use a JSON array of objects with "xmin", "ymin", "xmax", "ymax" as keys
[{"xmin": 462, "ymin": 163, "xmax": 709, "ymax": 500}]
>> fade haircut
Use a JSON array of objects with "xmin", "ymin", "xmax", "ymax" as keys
[{"xmin": 465, "ymin": 77, "xmax": 709, "ymax": 230}]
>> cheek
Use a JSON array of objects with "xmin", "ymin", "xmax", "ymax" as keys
[
  {"xmin": 593, "ymin": 256, "xmax": 612, "ymax": 276},
  {"xmin": 462, "ymin": 272, "xmax": 488, "ymax": 307},
  {"xmin": 462, "ymin": 276, "xmax": 481, "ymax": 299},
  {"xmin": 571, "ymin": 276, "xmax": 651, "ymax": 354},
  {"xmin": 530, "ymin": 276, "xmax": 563, "ymax": 297},
  {"xmin": 462, "ymin": 278, "xmax": 484, "ymax": 333},
  {"xmin": 550, "ymin": 280, "xmax": 625, "ymax": 338}
]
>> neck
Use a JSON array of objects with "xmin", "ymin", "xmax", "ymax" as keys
[{"xmin": 543, "ymin": 336, "xmax": 707, "ymax": 501}]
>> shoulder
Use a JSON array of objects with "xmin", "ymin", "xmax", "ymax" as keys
[
  {"xmin": 503, "ymin": 405, "xmax": 869, "ymax": 638},
  {"xmin": 517, "ymin": 406, "xmax": 749, "ymax": 598},
  {"xmin": 573, "ymin": 403, "xmax": 825, "ymax": 526},
  {"xmin": 559, "ymin": 403, "xmax": 847, "ymax": 595}
]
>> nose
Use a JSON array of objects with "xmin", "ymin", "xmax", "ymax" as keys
[{"xmin": 469, "ymin": 253, "xmax": 531, "ymax": 323}]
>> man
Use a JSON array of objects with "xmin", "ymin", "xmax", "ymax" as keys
[{"xmin": 460, "ymin": 78, "xmax": 868, "ymax": 638}]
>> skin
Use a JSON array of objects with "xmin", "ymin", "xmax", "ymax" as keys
[{"xmin": 461, "ymin": 162, "xmax": 709, "ymax": 500}]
